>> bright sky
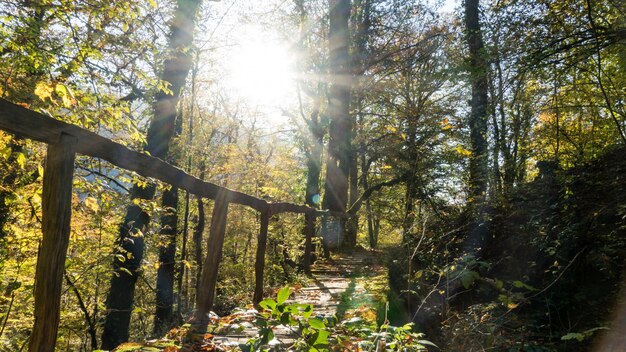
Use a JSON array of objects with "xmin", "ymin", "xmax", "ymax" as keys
[
  {"xmin": 198, "ymin": 0, "xmax": 459, "ymax": 128},
  {"xmin": 440, "ymin": 0, "xmax": 458, "ymax": 14},
  {"xmin": 223, "ymin": 24, "xmax": 297, "ymax": 122},
  {"xmin": 194, "ymin": 0, "xmax": 298, "ymax": 128}
]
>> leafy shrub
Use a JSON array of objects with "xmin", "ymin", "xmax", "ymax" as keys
[{"xmin": 248, "ymin": 287, "xmax": 437, "ymax": 351}]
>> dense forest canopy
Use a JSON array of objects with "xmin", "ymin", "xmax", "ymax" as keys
[{"xmin": 0, "ymin": 0, "xmax": 625, "ymax": 351}]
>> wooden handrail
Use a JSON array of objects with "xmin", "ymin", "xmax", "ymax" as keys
[{"xmin": 0, "ymin": 98, "xmax": 334, "ymax": 215}]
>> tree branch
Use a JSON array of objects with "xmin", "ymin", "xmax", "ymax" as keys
[{"xmin": 348, "ymin": 174, "xmax": 408, "ymax": 214}]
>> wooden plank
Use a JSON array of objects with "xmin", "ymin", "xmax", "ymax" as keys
[
  {"xmin": 194, "ymin": 189, "xmax": 230, "ymax": 325},
  {"xmin": 253, "ymin": 209, "xmax": 270, "ymax": 305},
  {"xmin": 303, "ymin": 212, "xmax": 315, "ymax": 274},
  {"xmin": 269, "ymin": 202, "xmax": 347, "ymax": 219},
  {"xmin": 269, "ymin": 202, "xmax": 310, "ymax": 215},
  {"xmin": 29, "ymin": 134, "xmax": 76, "ymax": 352}
]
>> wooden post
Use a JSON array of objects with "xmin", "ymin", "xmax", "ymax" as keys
[
  {"xmin": 253, "ymin": 208, "xmax": 270, "ymax": 305},
  {"xmin": 29, "ymin": 134, "xmax": 76, "ymax": 352},
  {"xmin": 195, "ymin": 189, "xmax": 229, "ymax": 324},
  {"xmin": 303, "ymin": 212, "xmax": 315, "ymax": 274}
]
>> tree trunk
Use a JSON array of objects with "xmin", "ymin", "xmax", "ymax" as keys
[
  {"xmin": 153, "ymin": 187, "xmax": 179, "ymax": 336},
  {"xmin": 487, "ymin": 66, "xmax": 502, "ymax": 200},
  {"xmin": 346, "ymin": 149, "xmax": 359, "ymax": 247},
  {"xmin": 303, "ymin": 212, "xmax": 315, "ymax": 273},
  {"xmin": 295, "ymin": 0, "xmax": 325, "ymax": 260},
  {"xmin": 360, "ymin": 149, "xmax": 376, "ymax": 248},
  {"xmin": 176, "ymin": 57, "xmax": 200, "ymax": 320},
  {"xmin": 402, "ymin": 183, "xmax": 418, "ymax": 243},
  {"xmin": 322, "ymin": 0, "xmax": 352, "ymax": 247},
  {"xmin": 344, "ymin": 0, "xmax": 371, "ymax": 248},
  {"xmin": 177, "ymin": 189, "xmax": 190, "ymax": 318},
  {"xmin": 101, "ymin": 0, "xmax": 202, "ymax": 348},
  {"xmin": 64, "ymin": 274, "xmax": 98, "ymax": 350},
  {"xmin": 366, "ymin": 200, "xmax": 375, "ymax": 247},
  {"xmin": 373, "ymin": 217, "xmax": 380, "ymax": 247},
  {"xmin": 463, "ymin": 0, "xmax": 490, "ymax": 253}
]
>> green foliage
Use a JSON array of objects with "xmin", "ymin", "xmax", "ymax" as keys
[
  {"xmin": 561, "ymin": 327, "xmax": 608, "ymax": 342},
  {"xmin": 247, "ymin": 287, "xmax": 435, "ymax": 351}
]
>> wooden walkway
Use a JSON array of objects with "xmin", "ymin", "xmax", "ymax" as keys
[{"xmin": 210, "ymin": 249, "xmax": 386, "ymax": 349}]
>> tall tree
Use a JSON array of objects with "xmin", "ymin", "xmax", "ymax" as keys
[
  {"xmin": 463, "ymin": 0, "xmax": 490, "ymax": 252},
  {"xmin": 294, "ymin": 0, "xmax": 325, "ymax": 231},
  {"xmin": 322, "ymin": 0, "xmax": 352, "ymax": 246},
  {"xmin": 101, "ymin": 0, "xmax": 202, "ymax": 348},
  {"xmin": 344, "ymin": 0, "xmax": 372, "ymax": 248}
]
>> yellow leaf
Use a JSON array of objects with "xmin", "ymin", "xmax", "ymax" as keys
[
  {"xmin": 507, "ymin": 302, "xmax": 519, "ymax": 309},
  {"xmin": 480, "ymin": 313, "xmax": 490, "ymax": 323},
  {"xmin": 32, "ymin": 192, "xmax": 41, "ymax": 207},
  {"xmin": 55, "ymin": 83, "xmax": 76, "ymax": 108},
  {"xmin": 441, "ymin": 117, "xmax": 453, "ymax": 130},
  {"xmin": 84, "ymin": 197, "xmax": 99, "ymax": 212},
  {"xmin": 0, "ymin": 146, "xmax": 10, "ymax": 160},
  {"xmin": 16, "ymin": 152, "xmax": 25, "ymax": 169},
  {"xmin": 34, "ymin": 82, "xmax": 54, "ymax": 101},
  {"xmin": 455, "ymin": 145, "xmax": 473, "ymax": 158}
]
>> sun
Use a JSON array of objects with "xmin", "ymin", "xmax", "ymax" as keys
[{"xmin": 226, "ymin": 29, "xmax": 296, "ymax": 108}]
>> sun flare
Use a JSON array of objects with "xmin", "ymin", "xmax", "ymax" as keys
[{"xmin": 226, "ymin": 30, "xmax": 295, "ymax": 107}]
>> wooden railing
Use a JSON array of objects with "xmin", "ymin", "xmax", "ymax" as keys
[{"xmin": 0, "ymin": 98, "xmax": 339, "ymax": 351}]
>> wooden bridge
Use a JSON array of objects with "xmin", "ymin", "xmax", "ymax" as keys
[{"xmin": 0, "ymin": 98, "xmax": 346, "ymax": 352}]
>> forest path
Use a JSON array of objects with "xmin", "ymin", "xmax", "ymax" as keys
[
  {"xmin": 117, "ymin": 249, "xmax": 389, "ymax": 351},
  {"xmin": 210, "ymin": 248, "xmax": 388, "ymax": 349}
]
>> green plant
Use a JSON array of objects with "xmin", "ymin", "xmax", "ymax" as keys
[
  {"xmin": 561, "ymin": 327, "xmax": 608, "ymax": 342},
  {"xmin": 248, "ymin": 287, "xmax": 437, "ymax": 351}
]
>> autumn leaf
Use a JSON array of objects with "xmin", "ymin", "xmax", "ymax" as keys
[
  {"xmin": 84, "ymin": 197, "xmax": 99, "ymax": 212},
  {"xmin": 455, "ymin": 145, "xmax": 473, "ymax": 158},
  {"xmin": 55, "ymin": 83, "xmax": 76, "ymax": 107},
  {"xmin": 16, "ymin": 152, "xmax": 25, "ymax": 169},
  {"xmin": 507, "ymin": 302, "xmax": 519, "ymax": 309},
  {"xmin": 34, "ymin": 82, "xmax": 54, "ymax": 101}
]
